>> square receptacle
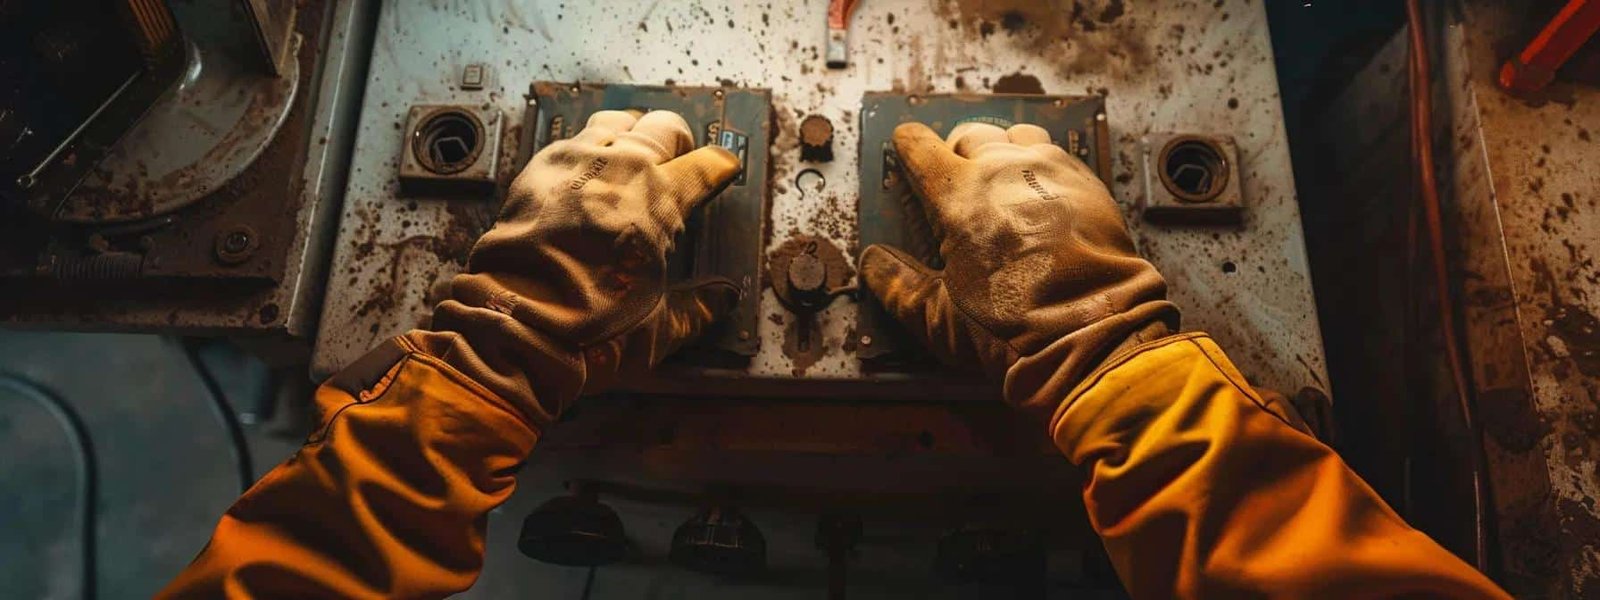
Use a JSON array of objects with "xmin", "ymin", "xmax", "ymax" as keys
[
  {"xmin": 398, "ymin": 105, "xmax": 504, "ymax": 195},
  {"xmin": 1140, "ymin": 133, "xmax": 1244, "ymax": 225}
]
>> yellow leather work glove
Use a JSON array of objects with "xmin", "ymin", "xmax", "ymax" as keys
[
  {"xmin": 859, "ymin": 122, "xmax": 1179, "ymax": 422},
  {"xmin": 406, "ymin": 110, "xmax": 743, "ymax": 428}
]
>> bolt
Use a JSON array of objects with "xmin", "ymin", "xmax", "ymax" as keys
[
  {"xmin": 738, "ymin": 330, "xmax": 751, "ymax": 341},
  {"xmin": 1096, "ymin": 112, "xmax": 1107, "ymax": 122},
  {"xmin": 223, "ymin": 231, "xmax": 251, "ymax": 253},
  {"xmin": 859, "ymin": 335, "xmax": 873, "ymax": 346},
  {"xmin": 215, "ymin": 225, "xmax": 258, "ymax": 264}
]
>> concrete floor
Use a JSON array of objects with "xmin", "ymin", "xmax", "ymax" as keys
[
  {"xmin": 0, "ymin": 332, "xmax": 298, "ymax": 599},
  {"xmin": 0, "ymin": 331, "xmax": 1117, "ymax": 599}
]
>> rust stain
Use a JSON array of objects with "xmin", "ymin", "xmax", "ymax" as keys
[
  {"xmin": 782, "ymin": 315, "xmax": 827, "ymax": 376},
  {"xmin": 936, "ymin": 0, "xmax": 1155, "ymax": 82},
  {"xmin": 993, "ymin": 72, "xmax": 1045, "ymax": 94},
  {"xmin": 1548, "ymin": 302, "xmax": 1600, "ymax": 379},
  {"xmin": 65, "ymin": 67, "xmax": 296, "ymax": 222}
]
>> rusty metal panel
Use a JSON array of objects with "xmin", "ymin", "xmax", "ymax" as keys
[
  {"xmin": 0, "ymin": 0, "xmax": 373, "ymax": 337},
  {"xmin": 1315, "ymin": 2, "xmax": 1600, "ymax": 594},
  {"xmin": 1451, "ymin": 2, "xmax": 1600, "ymax": 593},
  {"xmin": 311, "ymin": 0, "xmax": 1329, "ymax": 406},
  {"xmin": 239, "ymin": 0, "xmax": 297, "ymax": 76}
]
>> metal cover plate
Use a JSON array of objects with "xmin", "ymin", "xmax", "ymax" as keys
[
  {"xmin": 311, "ymin": 0, "xmax": 1331, "ymax": 408},
  {"xmin": 522, "ymin": 82, "xmax": 771, "ymax": 356},
  {"xmin": 856, "ymin": 92, "xmax": 1109, "ymax": 363}
]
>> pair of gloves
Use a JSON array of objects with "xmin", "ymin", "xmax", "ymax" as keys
[
  {"xmin": 164, "ymin": 109, "xmax": 1515, "ymax": 600},
  {"xmin": 413, "ymin": 108, "xmax": 1176, "ymax": 431}
]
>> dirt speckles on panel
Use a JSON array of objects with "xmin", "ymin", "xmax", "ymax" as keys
[
  {"xmin": 936, "ymin": 0, "xmax": 1156, "ymax": 81},
  {"xmin": 993, "ymin": 72, "xmax": 1044, "ymax": 94}
]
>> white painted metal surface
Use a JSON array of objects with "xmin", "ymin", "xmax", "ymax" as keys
[{"xmin": 313, "ymin": 0, "xmax": 1329, "ymax": 401}]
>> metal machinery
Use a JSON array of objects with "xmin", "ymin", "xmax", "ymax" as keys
[
  {"xmin": 0, "ymin": 0, "xmax": 374, "ymax": 348},
  {"xmin": 2, "ymin": 0, "xmax": 1333, "ymax": 594},
  {"xmin": 1306, "ymin": 2, "xmax": 1600, "ymax": 595},
  {"xmin": 310, "ymin": 0, "xmax": 1329, "ymax": 592}
]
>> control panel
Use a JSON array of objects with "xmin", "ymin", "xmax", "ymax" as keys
[{"xmin": 307, "ymin": 0, "xmax": 1328, "ymax": 592}]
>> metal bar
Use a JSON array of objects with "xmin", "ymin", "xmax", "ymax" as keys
[
  {"xmin": 17, "ymin": 72, "xmax": 140, "ymax": 192},
  {"xmin": 1499, "ymin": 0, "xmax": 1600, "ymax": 93}
]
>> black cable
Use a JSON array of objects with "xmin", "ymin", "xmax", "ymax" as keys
[
  {"xmin": 178, "ymin": 339, "xmax": 255, "ymax": 494},
  {"xmin": 0, "ymin": 372, "xmax": 97, "ymax": 600},
  {"xmin": 580, "ymin": 566, "xmax": 597, "ymax": 600}
]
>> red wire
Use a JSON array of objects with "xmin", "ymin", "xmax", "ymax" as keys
[
  {"xmin": 1406, "ymin": 0, "xmax": 1491, "ymax": 572},
  {"xmin": 828, "ymin": 0, "xmax": 861, "ymax": 29}
]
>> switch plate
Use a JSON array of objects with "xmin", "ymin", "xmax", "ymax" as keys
[
  {"xmin": 519, "ymin": 82, "xmax": 772, "ymax": 357},
  {"xmin": 855, "ymin": 92, "xmax": 1111, "ymax": 364}
]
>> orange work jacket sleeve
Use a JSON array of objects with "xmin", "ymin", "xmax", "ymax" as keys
[
  {"xmin": 1055, "ymin": 333, "xmax": 1509, "ymax": 598},
  {"xmin": 158, "ymin": 338, "xmax": 539, "ymax": 598},
  {"xmin": 161, "ymin": 333, "xmax": 1510, "ymax": 599}
]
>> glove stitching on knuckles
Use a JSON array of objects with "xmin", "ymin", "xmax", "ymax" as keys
[
  {"xmin": 404, "ymin": 110, "xmax": 743, "ymax": 430},
  {"xmin": 860, "ymin": 122, "xmax": 1179, "ymax": 424}
]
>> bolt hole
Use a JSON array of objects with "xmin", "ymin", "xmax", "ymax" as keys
[
  {"xmin": 413, "ymin": 110, "xmax": 484, "ymax": 175},
  {"xmin": 1222, "ymin": 261, "xmax": 1237, "ymax": 274},
  {"xmin": 794, "ymin": 168, "xmax": 825, "ymax": 195},
  {"xmin": 1159, "ymin": 138, "xmax": 1228, "ymax": 202}
]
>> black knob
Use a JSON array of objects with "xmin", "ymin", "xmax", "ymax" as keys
[
  {"xmin": 670, "ymin": 507, "xmax": 767, "ymax": 577},
  {"xmin": 517, "ymin": 493, "xmax": 627, "ymax": 567},
  {"xmin": 933, "ymin": 527, "xmax": 1045, "ymax": 585}
]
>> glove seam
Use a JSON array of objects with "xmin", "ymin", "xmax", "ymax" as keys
[
  {"xmin": 1186, "ymin": 339, "xmax": 1304, "ymax": 432},
  {"xmin": 1049, "ymin": 333, "xmax": 1301, "ymax": 436},
  {"xmin": 1050, "ymin": 331, "xmax": 1208, "ymax": 433},
  {"xmin": 305, "ymin": 354, "xmax": 414, "ymax": 446},
  {"xmin": 395, "ymin": 335, "xmax": 546, "ymax": 437}
]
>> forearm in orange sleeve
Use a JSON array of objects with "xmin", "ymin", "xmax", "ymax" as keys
[
  {"xmin": 158, "ymin": 337, "xmax": 539, "ymax": 599},
  {"xmin": 1051, "ymin": 333, "xmax": 1509, "ymax": 599}
]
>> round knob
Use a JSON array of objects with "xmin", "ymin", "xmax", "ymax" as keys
[
  {"xmin": 787, "ymin": 251, "xmax": 830, "ymax": 307},
  {"xmin": 517, "ymin": 494, "xmax": 627, "ymax": 567},
  {"xmin": 670, "ymin": 507, "xmax": 767, "ymax": 577},
  {"xmin": 798, "ymin": 114, "xmax": 835, "ymax": 162}
]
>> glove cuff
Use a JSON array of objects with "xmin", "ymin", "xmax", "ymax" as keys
[
  {"xmin": 1002, "ymin": 299, "xmax": 1181, "ymax": 426},
  {"xmin": 404, "ymin": 298, "xmax": 585, "ymax": 428}
]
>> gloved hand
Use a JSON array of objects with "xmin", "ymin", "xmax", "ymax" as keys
[
  {"xmin": 406, "ymin": 110, "xmax": 743, "ymax": 428},
  {"xmin": 859, "ymin": 122, "xmax": 1178, "ymax": 422}
]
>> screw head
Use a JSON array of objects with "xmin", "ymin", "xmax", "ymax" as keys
[
  {"xmin": 223, "ymin": 231, "xmax": 251, "ymax": 253},
  {"xmin": 859, "ymin": 335, "xmax": 873, "ymax": 346},
  {"xmin": 214, "ymin": 225, "xmax": 259, "ymax": 265}
]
